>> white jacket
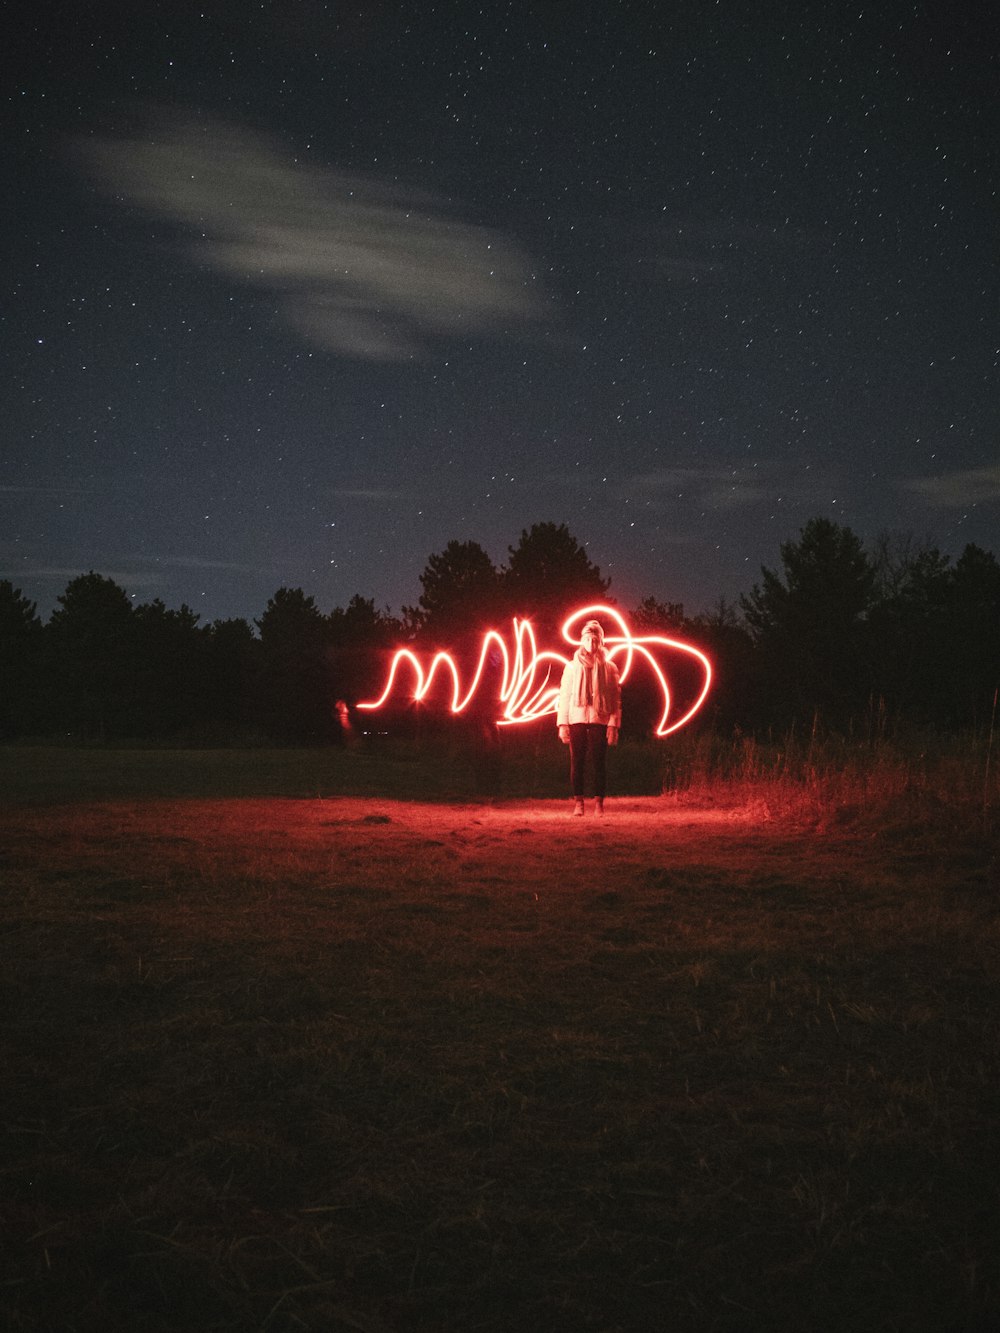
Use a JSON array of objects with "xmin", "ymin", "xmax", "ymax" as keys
[{"xmin": 556, "ymin": 655, "xmax": 622, "ymax": 728}]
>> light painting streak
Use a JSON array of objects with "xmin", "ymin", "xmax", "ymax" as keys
[{"xmin": 358, "ymin": 604, "xmax": 712, "ymax": 737}]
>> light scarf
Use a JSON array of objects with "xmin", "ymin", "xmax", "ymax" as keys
[{"xmin": 572, "ymin": 647, "xmax": 617, "ymax": 717}]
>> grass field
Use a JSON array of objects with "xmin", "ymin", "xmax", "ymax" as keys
[{"xmin": 2, "ymin": 743, "xmax": 998, "ymax": 1331}]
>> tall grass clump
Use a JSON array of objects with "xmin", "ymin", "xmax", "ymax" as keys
[{"xmin": 660, "ymin": 727, "xmax": 998, "ymax": 832}]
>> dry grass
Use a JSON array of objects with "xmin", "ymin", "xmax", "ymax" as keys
[{"xmin": 1, "ymin": 746, "xmax": 998, "ymax": 1331}]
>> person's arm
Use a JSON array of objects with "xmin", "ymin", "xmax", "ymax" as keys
[
  {"xmin": 557, "ymin": 663, "xmax": 572, "ymax": 741},
  {"xmin": 606, "ymin": 663, "xmax": 622, "ymax": 741}
]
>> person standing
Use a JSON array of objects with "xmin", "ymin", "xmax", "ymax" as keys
[{"xmin": 557, "ymin": 619, "xmax": 622, "ymax": 816}]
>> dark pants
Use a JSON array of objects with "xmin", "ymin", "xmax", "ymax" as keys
[{"xmin": 568, "ymin": 723, "xmax": 609, "ymax": 799}]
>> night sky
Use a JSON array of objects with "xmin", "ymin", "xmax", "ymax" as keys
[{"xmin": 6, "ymin": 1, "xmax": 998, "ymax": 626}]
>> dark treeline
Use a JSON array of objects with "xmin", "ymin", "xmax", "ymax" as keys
[{"xmin": 2, "ymin": 519, "xmax": 997, "ymax": 743}]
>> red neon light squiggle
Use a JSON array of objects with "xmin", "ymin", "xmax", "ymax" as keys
[{"xmin": 358, "ymin": 604, "xmax": 712, "ymax": 738}]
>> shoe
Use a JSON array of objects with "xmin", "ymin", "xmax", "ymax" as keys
[
  {"xmin": 573, "ymin": 800, "xmax": 585, "ymax": 817},
  {"xmin": 595, "ymin": 798, "xmax": 605, "ymax": 816}
]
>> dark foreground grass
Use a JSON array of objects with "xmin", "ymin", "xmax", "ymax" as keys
[{"xmin": 1, "ymin": 750, "xmax": 998, "ymax": 1331}]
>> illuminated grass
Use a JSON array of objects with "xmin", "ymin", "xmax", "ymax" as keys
[{"xmin": 1, "ymin": 752, "xmax": 998, "ymax": 1330}]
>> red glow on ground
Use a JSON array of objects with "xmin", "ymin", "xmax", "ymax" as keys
[{"xmin": 358, "ymin": 603, "xmax": 712, "ymax": 737}]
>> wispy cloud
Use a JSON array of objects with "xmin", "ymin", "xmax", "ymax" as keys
[
  {"xmin": 0, "ymin": 484, "xmax": 95, "ymax": 496},
  {"xmin": 624, "ymin": 461, "xmax": 843, "ymax": 513},
  {"xmin": 0, "ymin": 564, "xmax": 165, "ymax": 589},
  {"xmin": 77, "ymin": 110, "xmax": 547, "ymax": 361},
  {"xmin": 608, "ymin": 213, "xmax": 817, "ymax": 286},
  {"xmin": 152, "ymin": 555, "xmax": 265, "ymax": 573},
  {"xmin": 328, "ymin": 487, "xmax": 410, "ymax": 501},
  {"xmin": 902, "ymin": 464, "xmax": 1000, "ymax": 508},
  {"xmin": 629, "ymin": 465, "xmax": 769, "ymax": 510},
  {"xmin": 632, "ymin": 465, "xmax": 742, "ymax": 496},
  {"xmin": 0, "ymin": 554, "xmax": 265, "ymax": 587}
]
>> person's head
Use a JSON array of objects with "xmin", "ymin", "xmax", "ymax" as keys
[{"xmin": 580, "ymin": 619, "xmax": 604, "ymax": 653}]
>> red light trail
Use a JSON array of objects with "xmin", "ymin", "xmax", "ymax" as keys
[{"xmin": 358, "ymin": 604, "xmax": 712, "ymax": 737}]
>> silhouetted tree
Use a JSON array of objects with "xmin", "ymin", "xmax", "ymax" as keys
[
  {"xmin": 741, "ymin": 518, "xmax": 876, "ymax": 728},
  {"xmin": 947, "ymin": 544, "xmax": 1000, "ymax": 729},
  {"xmin": 17, "ymin": 522, "xmax": 992, "ymax": 746},
  {"xmin": 328, "ymin": 594, "xmax": 403, "ymax": 707},
  {"xmin": 868, "ymin": 536, "xmax": 953, "ymax": 726},
  {"xmin": 201, "ymin": 618, "xmax": 261, "ymax": 737},
  {"xmin": 866, "ymin": 537, "xmax": 1000, "ymax": 730},
  {"xmin": 47, "ymin": 573, "xmax": 137, "ymax": 738},
  {"xmin": 407, "ymin": 540, "xmax": 500, "ymax": 643},
  {"xmin": 622, "ymin": 597, "xmax": 687, "ymax": 737},
  {"xmin": 632, "ymin": 595, "xmax": 686, "ymax": 632},
  {"xmin": 0, "ymin": 581, "xmax": 44, "ymax": 737},
  {"xmin": 257, "ymin": 588, "xmax": 333, "ymax": 743},
  {"xmin": 501, "ymin": 522, "xmax": 610, "ymax": 633},
  {"xmin": 622, "ymin": 595, "xmax": 743, "ymax": 739},
  {"xmin": 688, "ymin": 598, "xmax": 754, "ymax": 734},
  {"xmin": 131, "ymin": 599, "xmax": 203, "ymax": 737}
]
